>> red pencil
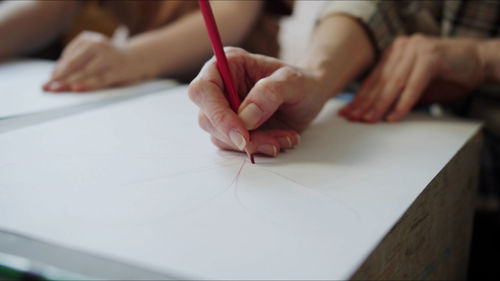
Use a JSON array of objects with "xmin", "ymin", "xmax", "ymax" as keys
[{"xmin": 198, "ymin": 0, "xmax": 254, "ymax": 164}]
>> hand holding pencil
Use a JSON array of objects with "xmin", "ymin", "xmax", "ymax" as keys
[
  {"xmin": 189, "ymin": 47, "xmax": 315, "ymax": 158},
  {"xmin": 191, "ymin": 0, "xmax": 329, "ymax": 160}
]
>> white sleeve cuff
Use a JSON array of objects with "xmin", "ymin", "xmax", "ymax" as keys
[{"xmin": 318, "ymin": 0, "xmax": 377, "ymax": 23}]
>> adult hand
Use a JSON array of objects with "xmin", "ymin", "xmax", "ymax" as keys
[
  {"xmin": 339, "ymin": 34, "xmax": 485, "ymax": 122},
  {"xmin": 188, "ymin": 47, "xmax": 328, "ymax": 157},
  {"xmin": 43, "ymin": 31, "xmax": 150, "ymax": 92}
]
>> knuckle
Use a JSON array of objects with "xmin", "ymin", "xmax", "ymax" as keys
[
  {"xmin": 256, "ymin": 79, "xmax": 283, "ymax": 103},
  {"xmin": 77, "ymin": 31, "xmax": 91, "ymax": 40},
  {"xmin": 197, "ymin": 58, "xmax": 217, "ymax": 80},
  {"xmin": 206, "ymin": 55, "xmax": 217, "ymax": 65},
  {"xmin": 81, "ymin": 31, "xmax": 95, "ymax": 37},
  {"xmin": 224, "ymin": 47, "xmax": 246, "ymax": 56},
  {"xmin": 210, "ymin": 108, "xmax": 229, "ymax": 126},
  {"xmin": 225, "ymin": 48, "xmax": 248, "ymax": 63},
  {"xmin": 187, "ymin": 81, "xmax": 203, "ymax": 104},
  {"xmin": 207, "ymin": 57, "xmax": 219, "ymax": 70},
  {"xmin": 80, "ymin": 31, "xmax": 108, "ymax": 44},
  {"xmin": 78, "ymin": 31, "xmax": 96, "ymax": 41},
  {"xmin": 279, "ymin": 65, "xmax": 302, "ymax": 80}
]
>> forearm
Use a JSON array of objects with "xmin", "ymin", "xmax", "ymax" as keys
[
  {"xmin": 479, "ymin": 39, "xmax": 500, "ymax": 84},
  {"xmin": 0, "ymin": 1, "xmax": 80, "ymax": 58},
  {"xmin": 298, "ymin": 14, "xmax": 375, "ymax": 100},
  {"xmin": 125, "ymin": 0, "xmax": 262, "ymax": 78}
]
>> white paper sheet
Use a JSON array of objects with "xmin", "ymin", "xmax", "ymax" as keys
[
  {"xmin": 0, "ymin": 60, "xmax": 176, "ymax": 119},
  {"xmin": 0, "ymin": 86, "xmax": 480, "ymax": 279}
]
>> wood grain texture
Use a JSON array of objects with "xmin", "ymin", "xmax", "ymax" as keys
[{"xmin": 351, "ymin": 132, "xmax": 482, "ymax": 280}]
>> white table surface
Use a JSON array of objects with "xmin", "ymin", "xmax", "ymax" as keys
[{"xmin": 0, "ymin": 85, "xmax": 480, "ymax": 279}]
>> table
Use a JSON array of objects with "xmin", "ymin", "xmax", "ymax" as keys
[
  {"xmin": 352, "ymin": 134, "xmax": 481, "ymax": 279},
  {"xmin": 0, "ymin": 85, "xmax": 482, "ymax": 280}
]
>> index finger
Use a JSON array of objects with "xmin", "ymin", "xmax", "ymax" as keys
[
  {"xmin": 188, "ymin": 58, "xmax": 250, "ymax": 151},
  {"xmin": 50, "ymin": 46, "xmax": 95, "ymax": 82},
  {"xmin": 385, "ymin": 56, "xmax": 436, "ymax": 121}
]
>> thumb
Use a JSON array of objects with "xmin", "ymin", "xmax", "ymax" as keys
[{"xmin": 238, "ymin": 66, "xmax": 301, "ymax": 130}]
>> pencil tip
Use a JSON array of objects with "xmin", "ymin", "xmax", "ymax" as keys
[{"xmin": 245, "ymin": 150, "xmax": 255, "ymax": 164}]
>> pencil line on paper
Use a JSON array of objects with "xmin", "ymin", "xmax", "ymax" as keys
[
  {"xmin": 233, "ymin": 158, "xmax": 247, "ymax": 209},
  {"xmin": 162, "ymin": 157, "xmax": 248, "ymax": 217},
  {"xmin": 126, "ymin": 160, "xmax": 238, "ymax": 186},
  {"xmin": 259, "ymin": 167, "xmax": 362, "ymax": 221}
]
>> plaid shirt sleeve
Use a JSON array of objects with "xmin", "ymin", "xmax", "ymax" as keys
[{"xmin": 318, "ymin": 1, "xmax": 441, "ymax": 54}]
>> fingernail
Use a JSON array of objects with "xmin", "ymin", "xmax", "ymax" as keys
[
  {"xmin": 257, "ymin": 144, "xmax": 277, "ymax": 157},
  {"xmin": 295, "ymin": 134, "xmax": 301, "ymax": 145},
  {"xmin": 277, "ymin": 136, "xmax": 293, "ymax": 148},
  {"xmin": 229, "ymin": 130, "xmax": 246, "ymax": 151},
  {"xmin": 238, "ymin": 103, "xmax": 263, "ymax": 130}
]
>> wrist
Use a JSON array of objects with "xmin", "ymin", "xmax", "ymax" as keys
[
  {"xmin": 305, "ymin": 62, "xmax": 341, "ymax": 102},
  {"xmin": 302, "ymin": 57, "xmax": 364, "ymax": 103},
  {"xmin": 122, "ymin": 41, "xmax": 162, "ymax": 79},
  {"xmin": 298, "ymin": 14, "xmax": 375, "ymax": 101}
]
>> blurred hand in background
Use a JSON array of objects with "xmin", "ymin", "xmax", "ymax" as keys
[{"xmin": 339, "ymin": 35, "xmax": 492, "ymax": 123}]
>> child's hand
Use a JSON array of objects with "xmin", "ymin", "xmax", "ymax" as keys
[
  {"xmin": 339, "ymin": 34, "xmax": 485, "ymax": 122},
  {"xmin": 189, "ymin": 47, "xmax": 329, "ymax": 157},
  {"xmin": 43, "ymin": 31, "xmax": 147, "ymax": 92}
]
